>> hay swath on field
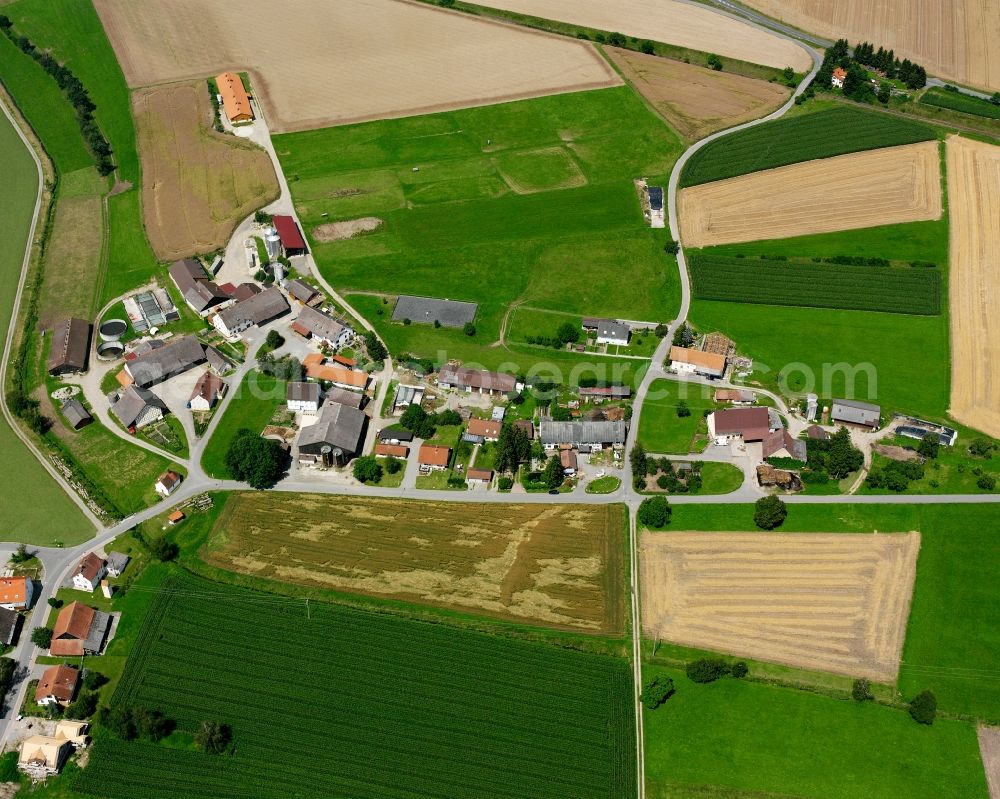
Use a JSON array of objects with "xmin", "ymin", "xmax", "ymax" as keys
[
  {"xmin": 678, "ymin": 141, "xmax": 942, "ymax": 247},
  {"xmin": 132, "ymin": 81, "xmax": 278, "ymax": 260},
  {"xmin": 946, "ymin": 135, "xmax": 1000, "ymax": 439},
  {"xmin": 738, "ymin": 0, "xmax": 1000, "ymax": 93},
  {"xmin": 206, "ymin": 493, "xmax": 626, "ymax": 633},
  {"xmin": 605, "ymin": 48, "xmax": 789, "ymax": 140},
  {"xmin": 473, "ymin": 0, "xmax": 812, "ymax": 72},
  {"xmin": 640, "ymin": 531, "xmax": 920, "ymax": 680},
  {"xmin": 95, "ymin": 0, "xmax": 620, "ymax": 132}
]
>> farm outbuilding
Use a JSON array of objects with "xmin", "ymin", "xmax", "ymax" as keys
[
  {"xmin": 392, "ymin": 295, "xmax": 477, "ymax": 327},
  {"xmin": 61, "ymin": 399, "xmax": 93, "ymax": 430},
  {"xmin": 47, "ymin": 318, "xmax": 91, "ymax": 376},
  {"xmin": 272, "ymin": 215, "xmax": 308, "ymax": 256},
  {"xmin": 216, "ymin": 71, "xmax": 253, "ymax": 123},
  {"xmin": 297, "ymin": 401, "xmax": 368, "ymax": 465},
  {"xmin": 831, "ymin": 399, "xmax": 881, "ymax": 430}
]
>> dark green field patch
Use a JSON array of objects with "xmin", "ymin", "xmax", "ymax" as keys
[
  {"xmin": 688, "ymin": 253, "xmax": 941, "ymax": 315},
  {"xmin": 680, "ymin": 106, "xmax": 935, "ymax": 187},
  {"xmin": 920, "ymin": 88, "xmax": 1000, "ymax": 120},
  {"xmin": 76, "ymin": 572, "xmax": 636, "ymax": 799}
]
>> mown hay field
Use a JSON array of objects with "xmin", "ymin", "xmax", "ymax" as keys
[
  {"xmin": 94, "ymin": 0, "xmax": 619, "ymax": 132},
  {"xmin": 206, "ymin": 493, "xmax": 626, "ymax": 633},
  {"xmin": 605, "ymin": 47, "xmax": 789, "ymax": 140},
  {"xmin": 76, "ymin": 571, "xmax": 636, "ymax": 799},
  {"xmin": 640, "ymin": 532, "xmax": 920, "ymax": 680},
  {"xmin": 132, "ymin": 81, "xmax": 278, "ymax": 260},
  {"xmin": 679, "ymin": 141, "xmax": 943, "ymax": 247},
  {"xmin": 739, "ymin": 0, "xmax": 1000, "ymax": 93},
  {"xmin": 680, "ymin": 106, "xmax": 935, "ymax": 187},
  {"xmin": 946, "ymin": 135, "xmax": 1000, "ymax": 439},
  {"xmin": 473, "ymin": 0, "xmax": 812, "ymax": 71}
]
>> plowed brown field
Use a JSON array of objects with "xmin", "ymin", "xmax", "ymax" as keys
[
  {"xmin": 133, "ymin": 81, "xmax": 278, "ymax": 260},
  {"xmin": 678, "ymin": 141, "xmax": 942, "ymax": 247},
  {"xmin": 640, "ymin": 532, "xmax": 919, "ymax": 680},
  {"xmin": 606, "ymin": 48, "xmax": 789, "ymax": 140},
  {"xmin": 205, "ymin": 493, "xmax": 626, "ymax": 633},
  {"xmin": 477, "ymin": 0, "xmax": 812, "ymax": 72},
  {"xmin": 94, "ymin": 0, "xmax": 620, "ymax": 133},
  {"xmin": 740, "ymin": 0, "xmax": 1000, "ymax": 93},
  {"xmin": 946, "ymin": 135, "xmax": 1000, "ymax": 438}
]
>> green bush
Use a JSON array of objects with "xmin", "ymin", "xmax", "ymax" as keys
[
  {"xmin": 852, "ymin": 678, "xmax": 875, "ymax": 702},
  {"xmin": 686, "ymin": 658, "xmax": 728, "ymax": 683},
  {"xmin": 641, "ymin": 676, "xmax": 675, "ymax": 710},
  {"xmin": 31, "ymin": 626, "xmax": 53, "ymax": 648},
  {"xmin": 978, "ymin": 474, "xmax": 997, "ymax": 491},
  {"xmin": 753, "ymin": 496, "xmax": 787, "ymax": 530},
  {"xmin": 225, "ymin": 429, "xmax": 287, "ymax": 489},
  {"xmin": 353, "ymin": 456, "xmax": 383, "ymax": 484},
  {"xmin": 638, "ymin": 496, "xmax": 671, "ymax": 528},
  {"xmin": 908, "ymin": 690, "xmax": 937, "ymax": 724}
]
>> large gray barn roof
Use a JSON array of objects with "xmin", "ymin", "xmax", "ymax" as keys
[
  {"xmin": 297, "ymin": 401, "xmax": 367, "ymax": 456},
  {"xmin": 125, "ymin": 335, "xmax": 206, "ymax": 387},
  {"xmin": 539, "ymin": 419, "xmax": 627, "ymax": 446},
  {"xmin": 392, "ymin": 295, "xmax": 477, "ymax": 328}
]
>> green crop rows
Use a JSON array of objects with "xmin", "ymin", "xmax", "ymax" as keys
[
  {"xmin": 688, "ymin": 253, "xmax": 941, "ymax": 315},
  {"xmin": 920, "ymin": 88, "xmax": 1000, "ymax": 120},
  {"xmin": 680, "ymin": 106, "xmax": 935, "ymax": 187},
  {"xmin": 76, "ymin": 573, "xmax": 636, "ymax": 799}
]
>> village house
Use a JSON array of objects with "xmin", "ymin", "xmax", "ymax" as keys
[
  {"xmin": 0, "ymin": 576, "xmax": 33, "ymax": 611},
  {"xmin": 216, "ymin": 71, "xmax": 253, "ymax": 123},
  {"xmin": 464, "ymin": 418, "xmax": 501, "ymax": 444},
  {"xmin": 669, "ymin": 346, "xmax": 727, "ymax": 379},
  {"xmin": 188, "ymin": 371, "xmax": 226, "ymax": 411},
  {"xmin": 707, "ymin": 407, "xmax": 776, "ymax": 445},
  {"xmin": 437, "ymin": 366, "xmax": 517, "ymax": 396},
  {"xmin": 302, "ymin": 353, "xmax": 370, "ymax": 391},
  {"xmin": 47, "ymin": 318, "xmax": 91, "ymax": 376},
  {"xmin": 18, "ymin": 736, "xmax": 71, "ymax": 778},
  {"xmin": 579, "ymin": 385, "xmax": 631, "ymax": 400},
  {"xmin": 375, "ymin": 443, "xmax": 408, "ymax": 458},
  {"xmin": 287, "ymin": 381, "xmax": 321, "ymax": 414},
  {"xmin": 72, "ymin": 553, "xmax": 106, "ymax": 592},
  {"xmin": 0, "ymin": 606, "xmax": 22, "ymax": 646},
  {"xmin": 50, "ymin": 602, "xmax": 112, "ymax": 657},
  {"xmin": 466, "ymin": 468, "xmax": 493, "ymax": 485},
  {"xmin": 418, "ymin": 445, "xmax": 452, "ymax": 471},
  {"xmin": 206, "ymin": 346, "xmax": 234, "ymax": 376},
  {"xmin": 110, "ymin": 385, "xmax": 168, "ymax": 431},
  {"xmin": 272, "ymin": 215, "xmax": 308, "ymax": 257},
  {"xmin": 831, "ymin": 399, "xmax": 881, "ymax": 430},
  {"xmin": 297, "ymin": 401, "xmax": 367, "ymax": 466},
  {"xmin": 514, "ymin": 419, "xmax": 534, "ymax": 440},
  {"xmin": 539, "ymin": 419, "xmax": 627, "ymax": 451},
  {"xmin": 560, "ymin": 447, "xmax": 578, "ymax": 475},
  {"xmin": 35, "ymin": 664, "xmax": 80, "ymax": 708},
  {"xmin": 155, "ymin": 470, "xmax": 182, "ymax": 498},
  {"xmin": 169, "ymin": 259, "xmax": 229, "ymax": 315},
  {"xmin": 831, "ymin": 66, "xmax": 847, "ymax": 88},
  {"xmin": 291, "ymin": 305, "xmax": 353, "ymax": 349},
  {"xmin": 213, "ymin": 286, "xmax": 289, "ymax": 338},
  {"xmin": 105, "ymin": 552, "xmax": 130, "ymax": 578},
  {"xmin": 714, "ymin": 388, "xmax": 756, "ymax": 405}
]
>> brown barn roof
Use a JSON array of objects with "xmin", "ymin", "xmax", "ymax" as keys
[
  {"xmin": 712, "ymin": 407, "xmax": 770, "ymax": 441},
  {"xmin": 375, "ymin": 443, "xmax": 408, "ymax": 458},
  {"xmin": 35, "ymin": 665, "xmax": 79, "ymax": 704},
  {"xmin": 47, "ymin": 318, "xmax": 91, "ymax": 375},
  {"xmin": 51, "ymin": 602, "xmax": 95, "ymax": 657},
  {"xmin": 466, "ymin": 468, "xmax": 493, "ymax": 481}
]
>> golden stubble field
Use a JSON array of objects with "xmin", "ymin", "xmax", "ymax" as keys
[
  {"xmin": 94, "ymin": 0, "xmax": 620, "ymax": 133},
  {"xmin": 605, "ymin": 47, "xmax": 789, "ymax": 140},
  {"xmin": 946, "ymin": 135, "xmax": 1000, "ymax": 439},
  {"xmin": 475, "ymin": 0, "xmax": 812, "ymax": 72},
  {"xmin": 739, "ymin": 0, "xmax": 1000, "ymax": 93},
  {"xmin": 132, "ymin": 81, "xmax": 278, "ymax": 260},
  {"xmin": 678, "ymin": 141, "xmax": 943, "ymax": 247},
  {"xmin": 640, "ymin": 532, "xmax": 920, "ymax": 681},
  {"xmin": 205, "ymin": 493, "xmax": 626, "ymax": 633}
]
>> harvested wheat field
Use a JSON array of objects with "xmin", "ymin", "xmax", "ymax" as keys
[
  {"xmin": 640, "ymin": 532, "xmax": 920, "ymax": 680},
  {"xmin": 606, "ymin": 48, "xmax": 789, "ymax": 140},
  {"xmin": 980, "ymin": 727, "xmax": 1000, "ymax": 799},
  {"xmin": 740, "ymin": 0, "xmax": 1000, "ymax": 93},
  {"xmin": 946, "ymin": 136, "xmax": 1000, "ymax": 438},
  {"xmin": 132, "ymin": 82, "xmax": 278, "ymax": 260},
  {"xmin": 679, "ymin": 141, "xmax": 942, "ymax": 247},
  {"xmin": 206, "ymin": 493, "xmax": 625, "ymax": 633},
  {"xmin": 95, "ymin": 0, "xmax": 619, "ymax": 133},
  {"xmin": 477, "ymin": 0, "xmax": 812, "ymax": 72}
]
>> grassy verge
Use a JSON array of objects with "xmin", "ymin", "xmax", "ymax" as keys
[
  {"xmin": 637, "ymin": 379, "xmax": 718, "ymax": 453},
  {"xmin": 201, "ymin": 371, "xmax": 285, "ymax": 478}
]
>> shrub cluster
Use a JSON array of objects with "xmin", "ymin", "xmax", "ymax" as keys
[{"xmin": 686, "ymin": 658, "xmax": 748, "ymax": 683}]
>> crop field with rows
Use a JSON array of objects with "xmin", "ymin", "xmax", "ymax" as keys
[
  {"xmin": 680, "ymin": 106, "xmax": 935, "ymax": 187},
  {"xmin": 75, "ymin": 573, "xmax": 636, "ymax": 799},
  {"xmin": 920, "ymin": 88, "xmax": 1000, "ymax": 120},
  {"xmin": 688, "ymin": 253, "xmax": 941, "ymax": 314}
]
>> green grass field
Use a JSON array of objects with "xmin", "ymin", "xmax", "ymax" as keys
[
  {"xmin": 664, "ymin": 503, "xmax": 1000, "ymax": 721},
  {"xmin": 201, "ymin": 372, "xmax": 286, "ymax": 478},
  {"xmin": 75, "ymin": 570, "xmax": 636, "ymax": 799},
  {"xmin": 700, "ymin": 217, "xmax": 950, "ymax": 267},
  {"xmin": 0, "ymin": 100, "xmax": 92, "ymax": 542},
  {"xmin": 921, "ymin": 87, "xmax": 1000, "ymax": 120},
  {"xmin": 643, "ymin": 665, "xmax": 987, "ymax": 799},
  {"xmin": 688, "ymin": 253, "xmax": 941, "ymax": 315},
  {"xmin": 680, "ymin": 106, "xmax": 935, "ymax": 186},
  {"xmin": 637, "ymin": 380, "xmax": 719, "ymax": 453},
  {"xmin": 690, "ymin": 299, "xmax": 949, "ymax": 420},
  {"xmin": 277, "ymin": 87, "xmax": 683, "ymax": 373}
]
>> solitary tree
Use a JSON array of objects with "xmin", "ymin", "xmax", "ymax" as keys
[
  {"xmin": 753, "ymin": 495, "xmax": 787, "ymax": 530},
  {"xmin": 196, "ymin": 720, "xmax": 232, "ymax": 754},
  {"xmin": 225, "ymin": 429, "xmax": 286, "ymax": 489},
  {"xmin": 462, "ymin": 322, "xmax": 476, "ymax": 337},
  {"xmin": 908, "ymin": 690, "xmax": 937, "ymax": 724},
  {"xmin": 917, "ymin": 432, "xmax": 939, "ymax": 459},
  {"xmin": 30, "ymin": 627, "xmax": 52, "ymax": 649},
  {"xmin": 852, "ymin": 678, "xmax": 874, "ymax": 702},
  {"xmin": 149, "ymin": 537, "xmax": 179, "ymax": 562},
  {"xmin": 352, "ymin": 456, "xmax": 383, "ymax": 485},
  {"xmin": 543, "ymin": 455, "xmax": 564, "ymax": 490},
  {"xmin": 638, "ymin": 496, "xmax": 671, "ymax": 529},
  {"xmin": 826, "ymin": 427, "xmax": 863, "ymax": 478},
  {"xmin": 264, "ymin": 329, "xmax": 284, "ymax": 351},
  {"xmin": 556, "ymin": 321, "xmax": 580, "ymax": 345}
]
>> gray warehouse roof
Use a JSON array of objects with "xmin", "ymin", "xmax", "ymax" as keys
[
  {"xmin": 392, "ymin": 295, "xmax": 477, "ymax": 328},
  {"xmin": 125, "ymin": 335, "xmax": 206, "ymax": 387},
  {"xmin": 297, "ymin": 401, "xmax": 367, "ymax": 456},
  {"xmin": 110, "ymin": 386, "xmax": 167, "ymax": 428},
  {"xmin": 831, "ymin": 399, "xmax": 881, "ymax": 427},
  {"xmin": 217, "ymin": 287, "xmax": 289, "ymax": 331},
  {"xmin": 539, "ymin": 419, "xmax": 627, "ymax": 446}
]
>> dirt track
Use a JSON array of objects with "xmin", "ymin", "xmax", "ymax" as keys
[
  {"xmin": 980, "ymin": 727, "xmax": 1000, "ymax": 799},
  {"xmin": 132, "ymin": 81, "xmax": 278, "ymax": 260},
  {"xmin": 946, "ymin": 136, "xmax": 1000, "ymax": 439},
  {"xmin": 739, "ymin": 0, "xmax": 999, "ymax": 93},
  {"xmin": 678, "ymin": 141, "xmax": 943, "ymax": 247},
  {"xmin": 94, "ymin": 0, "xmax": 620, "ymax": 133},
  {"xmin": 640, "ymin": 531, "xmax": 920, "ymax": 680},
  {"xmin": 476, "ymin": 0, "xmax": 812, "ymax": 72},
  {"xmin": 606, "ymin": 48, "xmax": 789, "ymax": 140}
]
